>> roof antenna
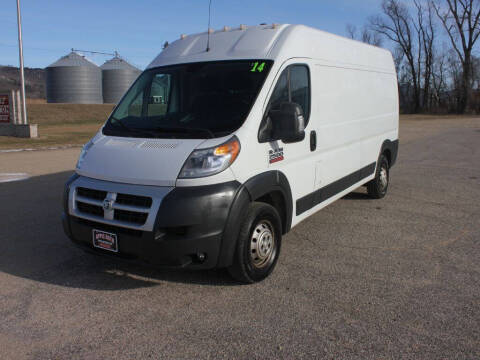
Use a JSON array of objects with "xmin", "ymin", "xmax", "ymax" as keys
[{"xmin": 206, "ymin": 0, "xmax": 212, "ymax": 52}]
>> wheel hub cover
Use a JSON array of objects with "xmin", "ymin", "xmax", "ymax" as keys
[{"xmin": 250, "ymin": 221, "xmax": 275, "ymax": 269}]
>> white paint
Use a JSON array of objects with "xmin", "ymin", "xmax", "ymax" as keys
[
  {"xmin": 78, "ymin": 24, "xmax": 399, "ymax": 229},
  {"xmin": 75, "ymin": 133, "xmax": 210, "ymax": 187},
  {"xmin": 148, "ymin": 24, "xmax": 393, "ymax": 71}
]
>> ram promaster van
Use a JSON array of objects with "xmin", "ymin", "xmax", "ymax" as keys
[{"xmin": 62, "ymin": 24, "xmax": 399, "ymax": 283}]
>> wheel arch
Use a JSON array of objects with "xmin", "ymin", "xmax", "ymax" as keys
[
  {"xmin": 216, "ymin": 171, "xmax": 293, "ymax": 268},
  {"xmin": 379, "ymin": 139, "xmax": 399, "ymax": 168},
  {"xmin": 243, "ymin": 171, "xmax": 293, "ymax": 235}
]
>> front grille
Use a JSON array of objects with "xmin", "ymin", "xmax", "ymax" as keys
[
  {"xmin": 76, "ymin": 201, "xmax": 103, "ymax": 217},
  {"xmin": 116, "ymin": 193, "xmax": 152, "ymax": 208},
  {"xmin": 77, "ymin": 187, "xmax": 107, "ymax": 201},
  {"xmin": 74, "ymin": 186, "xmax": 153, "ymax": 229},
  {"xmin": 114, "ymin": 209, "xmax": 148, "ymax": 225}
]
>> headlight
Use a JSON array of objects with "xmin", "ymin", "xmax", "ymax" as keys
[
  {"xmin": 179, "ymin": 136, "xmax": 240, "ymax": 178},
  {"xmin": 76, "ymin": 141, "xmax": 94, "ymax": 169}
]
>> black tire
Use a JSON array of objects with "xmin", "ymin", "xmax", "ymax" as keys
[
  {"xmin": 227, "ymin": 202, "xmax": 282, "ymax": 283},
  {"xmin": 367, "ymin": 154, "xmax": 390, "ymax": 199}
]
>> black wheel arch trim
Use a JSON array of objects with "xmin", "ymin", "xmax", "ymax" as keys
[
  {"xmin": 380, "ymin": 139, "xmax": 399, "ymax": 168},
  {"xmin": 217, "ymin": 170, "xmax": 293, "ymax": 268},
  {"xmin": 242, "ymin": 170, "xmax": 293, "ymax": 234}
]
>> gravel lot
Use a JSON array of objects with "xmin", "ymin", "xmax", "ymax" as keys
[{"xmin": 0, "ymin": 116, "xmax": 479, "ymax": 359}]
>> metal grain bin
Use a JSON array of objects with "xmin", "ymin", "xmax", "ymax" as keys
[
  {"xmin": 101, "ymin": 56, "xmax": 141, "ymax": 104},
  {"xmin": 46, "ymin": 52, "xmax": 103, "ymax": 104}
]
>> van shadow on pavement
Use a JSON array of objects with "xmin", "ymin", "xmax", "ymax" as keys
[
  {"xmin": 342, "ymin": 191, "xmax": 371, "ymax": 200},
  {"xmin": 0, "ymin": 171, "xmax": 237, "ymax": 290}
]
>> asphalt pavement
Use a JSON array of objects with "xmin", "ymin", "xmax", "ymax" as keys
[{"xmin": 0, "ymin": 117, "xmax": 479, "ymax": 359}]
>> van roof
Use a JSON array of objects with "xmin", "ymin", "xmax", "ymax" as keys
[{"xmin": 148, "ymin": 24, "xmax": 395, "ymax": 73}]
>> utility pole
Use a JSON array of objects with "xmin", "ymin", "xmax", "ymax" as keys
[{"xmin": 16, "ymin": 0, "xmax": 27, "ymax": 124}]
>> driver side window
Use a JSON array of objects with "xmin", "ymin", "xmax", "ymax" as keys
[
  {"xmin": 267, "ymin": 65, "xmax": 310, "ymax": 123},
  {"xmin": 269, "ymin": 71, "xmax": 289, "ymax": 111},
  {"xmin": 259, "ymin": 64, "xmax": 311, "ymax": 142}
]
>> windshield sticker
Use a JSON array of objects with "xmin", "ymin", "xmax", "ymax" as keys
[
  {"xmin": 251, "ymin": 62, "xmax": 266, "ymax": 73},
  {"xmin": 269, "ymin": 148, "xmax": 284, "ymax": 164}
]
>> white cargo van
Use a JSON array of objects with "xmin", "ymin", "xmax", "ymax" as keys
[{"xmin": 62, "ymin": 24, "xmax": 399, "ymax": 283}]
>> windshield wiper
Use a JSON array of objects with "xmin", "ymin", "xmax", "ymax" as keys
[
  {"xmin": 108, "ymin": 117, "xmax": 158, "ymax": 137},
  {"xmin": 107, "ymin": 118, "xmax": 216, "ymax": 138}
]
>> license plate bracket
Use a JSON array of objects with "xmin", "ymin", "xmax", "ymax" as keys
[{"xmin": 92, "ymin": 229, "xmax": 118, "ymax": 253}]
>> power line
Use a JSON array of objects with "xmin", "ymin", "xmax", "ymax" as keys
[{"xmin": 71, "ymin": 48, "xmax": 116, "ymax": 57}]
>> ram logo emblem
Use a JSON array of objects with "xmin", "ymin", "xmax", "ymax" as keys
[{"xmin": 103, "ymin": 199, "xmax": 114, "ymax": 211}]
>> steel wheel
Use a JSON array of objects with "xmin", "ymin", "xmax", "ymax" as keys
[
  {"xmin": 367, "ymin": 154, "xmax": 390, "ymax": 199},
  {"xmin": 379, "ymin": 165, "xmax": 389, "ymax": 192},
  {"xmin": 250, "ymin": 220, "xmax": 276, "ymax": 269},
  {"xmin": 228, "ymin": 202, "xmax": 282, "ymax": 283}
]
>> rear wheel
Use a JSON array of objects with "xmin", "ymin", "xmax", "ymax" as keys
[
  {"xmin": 228, "ymin": 202, "xmax": 282, "ymax": 283},
  {"xmin": 367, "ymin": 154, "xmax": 390, "ymax": 199}
]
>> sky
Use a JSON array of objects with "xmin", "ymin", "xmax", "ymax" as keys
[{"xmin": 0, "ymin": 0, "xmax": 383, "ymax": 69}]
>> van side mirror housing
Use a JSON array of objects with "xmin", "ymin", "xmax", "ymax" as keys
[{"xmin": 269, "ymin": 102, "xmax": 306, "ymax": 143}]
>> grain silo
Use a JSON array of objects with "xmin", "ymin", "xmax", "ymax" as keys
[
  {"xmin": 45, "ymin": 51, "xmax": 103, "ymax": 104},
  {"xmin": 101, "ymin": 56, "xmax": 141, "ymax": 104}
]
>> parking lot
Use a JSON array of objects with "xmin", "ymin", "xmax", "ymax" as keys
[{"xmin": 0, "ymin": 116, "xmax": 479, "ymax": 359}]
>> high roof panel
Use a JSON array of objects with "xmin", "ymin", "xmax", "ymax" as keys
[
  {"xmin": 147, "ymin": 24, "xmax": 394, "ymax": 74},
  {"xmin": 148, "ymin": 24, "xmax": 289, "ymax": 68}
]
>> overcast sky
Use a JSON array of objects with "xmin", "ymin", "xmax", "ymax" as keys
[{"xmin": 0, "ymin": 0, "xmax": 383, "ymax": 69}]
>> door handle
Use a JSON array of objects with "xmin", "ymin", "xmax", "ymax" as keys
[{"xmin": 310, "ymin": 130, "xmax": 317, "ymax": 152}]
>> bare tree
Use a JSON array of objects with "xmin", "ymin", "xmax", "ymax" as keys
[
  {"xmin": 414, "ymin": 0, "xmax": 437, "ymax": 110},
  {"xmin": 472, "ymin": 55, "xmax": 480, "ymax": 88},
  {"xmin": 346, "ymin": 24, "xmax": 357, "ymax": 39},
  {"xmin": 431, "ymin": 47, "xmax": 448, "ymax": 110},
  {"xmin": 351, "ymin": 0, "xmax": 479, "ymax": 113},
  {"xmin": 346, "ymin": 23, "xmax": 383, "ymax": 46},
  {"xmin": 370, "ymin": 0, "xmax": 421, "ymax": 112},
  {"xmin": 471, "ymin": 55, "xmax": 480, "ymax": 110},
  {"xmin": 432, "ymin": 0, "xmax": 480, "ymax": 112},
  {"xmin": 390, "ymin": 46, "xmax": 403, "ymax": 68},
  {"xmin": 361, "ymin": 27, "xmax": 383, "ymax": 46}
]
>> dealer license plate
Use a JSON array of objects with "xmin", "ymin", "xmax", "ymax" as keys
[{"xmin": 92, "ymin": 229, "xmax": 118, "ymax": 253}]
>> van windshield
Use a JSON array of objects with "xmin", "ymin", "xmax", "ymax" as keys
[{"xmin": 103, "ymin": 60, "xmax": 273, "ymax": 139}]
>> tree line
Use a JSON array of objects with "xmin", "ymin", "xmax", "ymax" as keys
[{"xmin": 347, "ymin": 0, "xmax": 480, "ymax": 114}]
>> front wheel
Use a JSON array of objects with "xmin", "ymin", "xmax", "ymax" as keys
[
  {"xmin": 228, "ymin": 202, "xmax": 282, "ymax": 283},
  {"xmin": 367, "ymin": 154, "xmax": 390, "ymax": 199}
]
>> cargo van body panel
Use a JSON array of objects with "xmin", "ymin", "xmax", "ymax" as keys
[
  {"xmin": 76, "ymin": 136, "xmax": 207, "ymax": 187},
  {"xmin": 62, "ymin": 24, "xmax": 399, "ymax": 280}
]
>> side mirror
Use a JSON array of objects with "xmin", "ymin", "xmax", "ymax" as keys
[{"xmin": 269, "ymin": 102, "xmax": 306, "ymax": 143}]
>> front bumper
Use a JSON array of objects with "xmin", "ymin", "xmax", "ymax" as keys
[
  {"xmin": 63, "ymin": 214, "xmax": 223, "ymax": 268},
  {"xmin": 63, "ymin": 176, "xmax": 241, "ymax": 269}
]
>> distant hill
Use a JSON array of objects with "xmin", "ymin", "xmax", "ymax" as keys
[{"xmin": 0, "ymin": 66, "xmax": 45, "ymax": 99}]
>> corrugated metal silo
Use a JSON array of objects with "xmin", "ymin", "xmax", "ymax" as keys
[
  {"xmin": 45, "ymin": 52, "xmax": 103, "ymax": 104},
  {"xmin": 101, "ymin": 56, "xmax": 141, "ymax": 104}
]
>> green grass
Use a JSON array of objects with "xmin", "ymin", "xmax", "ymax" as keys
[
  {"xmin": 0, "ymin": 103, "xmax": 115, "ymax": 150},
  {"xmin": 27, "ymin": 103, "xmax": 115, "ymax": 125}
]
